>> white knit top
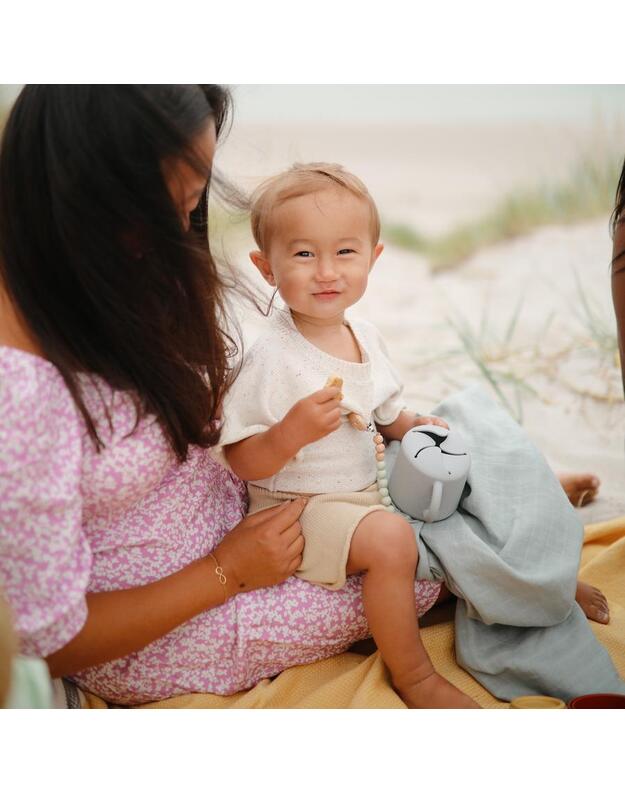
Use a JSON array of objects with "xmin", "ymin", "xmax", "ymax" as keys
[{"xmin": 220, "ymin": 308, "xmax": 405, "ymax": 493}]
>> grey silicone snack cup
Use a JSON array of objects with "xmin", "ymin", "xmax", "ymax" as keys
[{"xmin": 388, "ymin": 424, "xmax": 471, "ymax": 522}]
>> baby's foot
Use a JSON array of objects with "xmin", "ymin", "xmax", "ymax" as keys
[
  {"xmin": 576, "ymin": 581, "xmax": 610, "ymax": 624},
  {"xmin": 395, "ymin": 670, "xmax": 480, "ymax": 709},
  {"xmin": 558, "ymin": 473, "xmax": 600, "ymax": 507}
]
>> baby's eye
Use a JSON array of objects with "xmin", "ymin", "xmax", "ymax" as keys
[
  {"xmin": 295, "ymin": 251, "xmax": 314, "ymax": 258},
  {"xmin": 337, "ymin": 248, "xmax": 356, "ymax": 255}
]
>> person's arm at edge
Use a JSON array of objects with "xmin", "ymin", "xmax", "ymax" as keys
[{"xmin": 612, "ymin": 222, "xmax": 625, "ymax": 399}]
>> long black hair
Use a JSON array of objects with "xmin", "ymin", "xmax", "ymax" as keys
[{"xmin": 0, "ymin": 84, "xmax": 237, "ymax": 460}]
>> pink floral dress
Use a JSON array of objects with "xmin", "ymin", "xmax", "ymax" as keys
[{"xmin": 0, "ymin": 346, "xmax": 441, "ymax": 705}]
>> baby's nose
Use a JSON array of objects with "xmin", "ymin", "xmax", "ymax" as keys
[{"xmin": 315, "ymin": 257, "xmax": 338, "ymax": 280}]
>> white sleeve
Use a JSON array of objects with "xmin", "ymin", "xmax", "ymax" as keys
[
  {"xmin": 219, "ymin": 342, "xmax": 283, "ymax": 448},
  {"xmin": 369, "ymin": 325, "xmax": 407, "ymax": 426}
]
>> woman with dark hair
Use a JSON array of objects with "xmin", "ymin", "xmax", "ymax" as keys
[{"xmin": 0, "ymin": 85, "xmax": 444, "ymax": 705}]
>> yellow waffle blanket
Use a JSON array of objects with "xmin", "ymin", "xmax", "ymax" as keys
[{"xmin": 83, "ymin": 517, "xmax": 625, "ymax": 709}]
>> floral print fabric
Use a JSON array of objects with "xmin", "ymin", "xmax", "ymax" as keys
[{"xmin": 0, "ymin": 347, "xmax": 441, "ymax": 705}]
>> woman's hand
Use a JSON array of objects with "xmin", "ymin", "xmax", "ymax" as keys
[{"xmin": 214, "ymin": 499, "xmax": 307, "ymax": 597}]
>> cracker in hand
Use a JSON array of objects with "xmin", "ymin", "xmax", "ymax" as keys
[
  {"xmin": 324, "ymin": 374, "xmax": 344, "ymax": 401},
  {"xmin": 324, "ymin": 374, "xmax": 367, "ymax": 431},
  {"xmin": 324, "ymin": 374, "xmax": 343, "ymax": 390}
]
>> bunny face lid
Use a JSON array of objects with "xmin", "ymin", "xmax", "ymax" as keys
[{"xmin": 401, "ymin": 424, "xmax": 471, "ymax": 482}]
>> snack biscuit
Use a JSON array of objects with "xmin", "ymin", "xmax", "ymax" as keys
[
  {"xmin": 324, "ymin": 374, "xmax": 343, "ymax": 390},
  {"xmin": 324, "ymin": 374, "xmax": 367, "ymax": 431}
]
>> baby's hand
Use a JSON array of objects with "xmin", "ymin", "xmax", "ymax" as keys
[
  {"xmin": 280, "ymin": 386, "xmax": 343, "ymax": 451},
  {"xmin": 414, "ymin": 415, "xmax": 449, "ymax": 430}
]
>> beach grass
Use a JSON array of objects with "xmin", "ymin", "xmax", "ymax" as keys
[
  {"xmin": 211, "ymin": 141, "xmax": 624, "ymax": 275},
  {"xmin": 572, "ymin": 269, "xmax": 619, "ymax": 363},
  {"xmin": 445, "ymin": 302, "xmax": 538, "ymax": 424},
  {"xmin": 384, "ymin": 146, "xmax": 624, "ymax": 272},
  {"xmin": 441, "ymin": 279, "xmax": 621, "ymax": 420}
]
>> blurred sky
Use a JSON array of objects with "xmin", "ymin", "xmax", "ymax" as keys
[
  {"xmin": 230, "ymin": 85, "xmax": 625, "ymax": 125},
  {"xmin": 2, "ymin": 84, "xmax": 624, "ymax": 125}
]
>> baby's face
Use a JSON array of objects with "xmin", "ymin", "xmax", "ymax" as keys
[{"xmin": 258, "ymin": 187, "xmax": 382, "ymax": 321}]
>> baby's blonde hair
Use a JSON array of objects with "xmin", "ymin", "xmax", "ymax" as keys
[{"xmin": 250, "ymin": 162, "xmax": 381, "ymax": 252}]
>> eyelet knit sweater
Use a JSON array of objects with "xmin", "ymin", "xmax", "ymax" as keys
[{"xmin": 220, "ymin": 309, "xmax": 406, "ymax": 493}]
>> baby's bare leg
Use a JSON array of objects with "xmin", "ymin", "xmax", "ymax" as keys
[{"xmin": 347, "ymin": 511, "xmax": 479, "ymax": 709}]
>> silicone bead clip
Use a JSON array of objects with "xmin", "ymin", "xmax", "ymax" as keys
[{"xmin": 344, "ymin": 411, "xmax": 395, "ymax": 513}]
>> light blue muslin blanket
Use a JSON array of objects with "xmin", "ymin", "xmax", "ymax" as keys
[{"xmin": 385, "ymin": 384, "xmax": 625, "ymax": 701}]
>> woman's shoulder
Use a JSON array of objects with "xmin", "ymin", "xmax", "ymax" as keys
[
  {"xmin": 0, "ymin": 346, "xmax": 83, "ymax": 467},
  {"xmin": 0, "ymin": 342, "xmax": 56, "ymax": 371},
  {"xmin": 0, "ymin": 346, "xmax": 92, "ymax": 659},
  {"xmin": 0, "ymin": 345, "xmax": 76, "ymax": 410}
]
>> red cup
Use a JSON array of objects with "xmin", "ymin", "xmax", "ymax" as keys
[{"xmin": 568, "ymin": 693, "xmax": 625, "ymax": 709}]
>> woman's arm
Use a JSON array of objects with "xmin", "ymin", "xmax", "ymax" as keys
[
  {"xmin": 45, "ymin": 499, "xmax": 306, "ymax": 678},
  {"xmin": 45, "ymin": 557, "xmax": 222, "ymax": 678}
]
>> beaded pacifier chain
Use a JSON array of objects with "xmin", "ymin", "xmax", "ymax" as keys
[{"xmin": 325, "ymin": 374, "xmax": 395, "ymax": 513}]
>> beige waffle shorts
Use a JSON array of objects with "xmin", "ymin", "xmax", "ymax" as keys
[{"xmin": 247, "ymin": 483, "xmax": 386, "ymax": 590}]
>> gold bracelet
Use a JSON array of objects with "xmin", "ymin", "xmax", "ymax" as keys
[{"xmin": 207, "ymin": 552, "xmax": 228, "ymax": 603}]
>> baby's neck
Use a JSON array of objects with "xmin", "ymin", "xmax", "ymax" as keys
[
  {"xmin": 290, "ymin": 310, "xmax": 362, "ymax": 363},
  {"xmin": 291, "ymin": 309, "xmax": 344, "ymax": 334}
]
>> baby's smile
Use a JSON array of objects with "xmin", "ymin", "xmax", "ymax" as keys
[{"xmin": 312, "ymin": 289, "xmax": 342, "ymax": 300}]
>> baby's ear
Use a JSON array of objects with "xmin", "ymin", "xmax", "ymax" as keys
[
  {"xmin": 250, "ymin": 250, "xmax": 276, "ymax": 286},
  {"xmin": 369, "ymin": 242, "xmax": 384, "ymax": 272}
]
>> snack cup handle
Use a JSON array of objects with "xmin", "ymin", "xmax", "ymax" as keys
[{"xmin": 423, "ymin": 480, "xmax": 442, "ymax": 523}]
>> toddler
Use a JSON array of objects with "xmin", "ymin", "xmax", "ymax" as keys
[{"xmin": 221, "ymin": 162, "xmax": 477, "ymax": 708}]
